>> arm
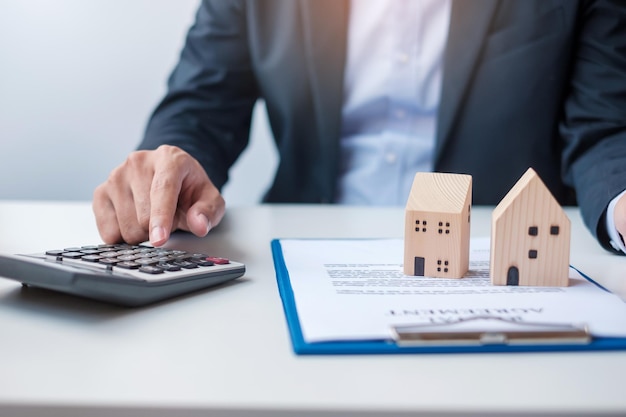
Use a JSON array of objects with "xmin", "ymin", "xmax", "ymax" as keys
[
  {"xmin": 559, "ymin": 0, "xmax": 626, "ymax": 253},
  {"xmin": 140, "ymin": 0, "xmax": 259, "ymax": 189},
  {"xmin": 93, "ymin": 0, "xmax": 259, "ymax": 245}
]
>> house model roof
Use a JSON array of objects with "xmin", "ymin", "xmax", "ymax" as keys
[
  {"xmin": 405, "ymin": 172, "xmax": 472, "ymax": 213},
  {"xmin": 492, "ymin": 168, "xmax": 565, "ymax": 222}
]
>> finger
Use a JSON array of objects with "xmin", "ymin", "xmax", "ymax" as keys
[
  {"xmin": 106, "ymin": 166, "xmax": 149, "ymax": 244},
  {"xmin": 92, "ymin": 185, "xmax": 123, "ymax": 244},
  {"xmin": 111, "ymin": 190, "xmax": 148, "ymax": 245},
  {"xmin": 185, "ymin": 191, "xmax": 225, "ymax": 237},
  {"xmin": 176, "ymin": 158, "xmax": 225, "ymax": 237},
  {"xmin": 129, "ymin": 167, "xmax": 156, "ymax": 233},
  {"xmin": 149, "ymin": 163, "xmax": 184, "ymax": 247}
]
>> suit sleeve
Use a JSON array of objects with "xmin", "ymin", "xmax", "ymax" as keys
[
  {"xmin": 560, "ymin": 0, "xmax": 626, "ymax": 253},
  {"xmin": 137, "ymin": 0, "xmax": 259, "ymax": 190}
]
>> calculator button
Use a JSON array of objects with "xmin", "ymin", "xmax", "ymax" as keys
[
  {"xmin": 135, "ymin": 258, "xmax": 158, "ymax": 266},
  {"xmin": 80, "ymin": 249, "xmax": 103, "ymax": 255},
  {"xmin": 63, "ymin": 247, "xmax": 83, "ymax": 252},
  {"xmin": 138, "ymin": 266, "xmax": 164, "ymax": 274},
  {"xmin": 173, "ymin": 261, "xmax": 198, "ymax": 269},
  {"xmin": 206, "ymin": 257, "xmax": 230, "ymax": 265},
  {"xmin": 156, "ymin": 263, "xmax": 181, "ymax": 272},
  {"xmin": 192, "ymin": 259, "xmax": 215, "ymax": 267},
  {"xmin": 81, "ymin": 255, "xmax": 103, "ymax": 263},
  {"xmin": 153, "ymin": 256, "xmax": 174, "ymax": 263},
  {"xmin": 45, "ymin": 250, "xmax": 64, "ymax": 256},
  {"xmin": 116, "ymin": 261, "xmax": 140, "ymax": 269},
  {"xmin": 61, "ymin": 252, "xmax": 84, "ymax": 259},
  {"xmin": 117, "ymin": 254, "xmax": 140, "ymax": 262},
  {"xmin": 100, "ymin": 251, "xmax": 121, "ymax": 258},
  {"xmin": 98, "ymin": 258, "xmax": 120, "ymax": 266}
]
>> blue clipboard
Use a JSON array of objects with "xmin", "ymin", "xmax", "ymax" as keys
[{"xmin": 271, "ymin": 239, "xmax": 626, "ymax": 355}]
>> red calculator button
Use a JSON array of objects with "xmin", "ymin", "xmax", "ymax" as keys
[{"xmin": 206, "ymin": 257, "xmax": 230, "ymax": 265}]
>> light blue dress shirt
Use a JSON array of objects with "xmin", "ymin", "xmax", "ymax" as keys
[{"xmin": 335, "ymin": 0, "xmax": 451, "ymax": 205}]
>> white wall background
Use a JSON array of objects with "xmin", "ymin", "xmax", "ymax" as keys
[{"xmin": 0, "ymin": 0, "xmax": 277, "ymax": 205}]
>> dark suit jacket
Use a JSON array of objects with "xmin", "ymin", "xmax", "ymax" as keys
[{"xmin": 139, "ymin": 0, "xmax": 626, "ymax": 252}]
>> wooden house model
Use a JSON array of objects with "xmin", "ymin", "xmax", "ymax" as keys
[
  {"xmin": 490, "ymin": 168, "xmax": 570, "ymax": 287},
  {"xmin": 404, "ymin": 172, "xmax": 472, "ymax": 278}
]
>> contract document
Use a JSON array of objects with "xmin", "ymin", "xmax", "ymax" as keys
[{"xmin": 274, "ymin": 238, "xmax": 626, "ymax": 347}]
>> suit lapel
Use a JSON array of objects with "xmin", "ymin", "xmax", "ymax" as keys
[
  {"xmin": 298, "ymin": 0, "xmax": 499, "ymax": 169},
  {"xmin": 299, "ymin": 0, "xmax": 349, "ymax": 151},
  {"xmin": 436, "ymin": 0, "xmax": 500, "ymax": 162}
]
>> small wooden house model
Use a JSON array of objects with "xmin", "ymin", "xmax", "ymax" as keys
[
  {"xmin": 404, "ymin": 172, "xmax": 472, "ymax": 278},
  {"xmin": 490, "ymin": 168, "xmax": 570, "ymax": 287}
]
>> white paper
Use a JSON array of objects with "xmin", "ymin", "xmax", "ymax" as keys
[{"xmin": 279, "ymin": 238, "xmax": 626, "ymax": 342}]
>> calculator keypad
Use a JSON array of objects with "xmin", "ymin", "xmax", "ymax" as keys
[{"xmin": 42, "ymin": 244, "xmax": 233, "ymax": 282}]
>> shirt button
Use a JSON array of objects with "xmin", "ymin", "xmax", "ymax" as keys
[
  {"xmin": 385, "ymin": 153, "xmax": 397, "ymax": 164},
  {"xmin": 395, "ymin": 109, "xmax": 406, "ymax": 119},
  {"xmin": 397, "ymin": 52, "xmax": 409, "ymax": 63}
]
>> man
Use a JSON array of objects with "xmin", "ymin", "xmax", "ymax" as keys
[{"xmin": 93, "ymin": 0, "xmax": 626, "ymax": 255}]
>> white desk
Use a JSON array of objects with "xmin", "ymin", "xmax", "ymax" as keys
[{"xmin": 0, "ymin": 201, "xmax": 625, "ymax": 417}]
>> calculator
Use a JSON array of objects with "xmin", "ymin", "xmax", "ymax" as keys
[{"xmin": 0, "ymin": 244, "xmax": 245, "ymax": 306}]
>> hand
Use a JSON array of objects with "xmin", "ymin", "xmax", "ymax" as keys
[
  {"xmin": 614, "ymin": 192, "xmax": 626, "ymax": 244},
  {"xmin": 93, "ymin": 145, "xmax": 225, "ymax": 246}
]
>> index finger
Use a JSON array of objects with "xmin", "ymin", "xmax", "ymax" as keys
[{"xmin": 149, "ymin": 164, "xmax": 184, "ymax": 246}]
